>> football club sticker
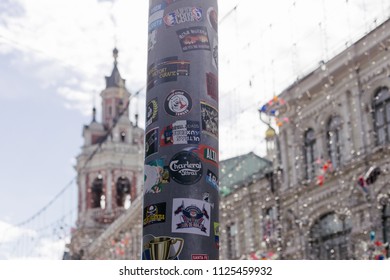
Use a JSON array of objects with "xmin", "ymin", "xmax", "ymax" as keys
[
  {"xmin": 164, "ymin": 90, "xmax": 192, "ymax": 116},
  {"xmin": 144, "ymin": 159, "xmax": 170, "ymax": 194},
  {"xmin": 160, "ymin": 120, "xmax": 200, "ymax": 146},
  {"xmin": 147, "ymin": 57, "xmax": 190, "ymax": 90},
  {"xmin": 164, "ymin": 7, "xmax": 203, "ymax": 27},
  {"xmin": 145, "ymin": 128, "xmax": 159, "ymax": 158},
  {"xmin": 201, "ymin": 102, "xmax": 218, "ymax": 139},
  {"xmin": 194, "ymin": 144, "xmax": 218, "ymax": 165},
  {"xmin": 143, "ymin": 202, "xmax": 166, "ymax": 227},
  {"xmin": 206, "ymin": 169, "xmax": 218, "ymax": 190},
  {"xmin": 146, "ymin": 98, "xmax": 158, "ymax": 127},
  {"xmin": 172, "ymin": 198, "xmax": 211, "ymax": 236},
  {"xmin": 177, "ymin": 26, "xmax": 211, "ymax": 52},
  {"xmin": 169, "ymin": 151, "xmax": 203, "ymax": 185}
]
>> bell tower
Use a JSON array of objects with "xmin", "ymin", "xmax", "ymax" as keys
[{"xmin": 68, "ymin": 49, "xmax": 144, "ymax": 259}]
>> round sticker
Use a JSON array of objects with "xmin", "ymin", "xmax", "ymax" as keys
[
  {"xmin": 169, "ymin": 151, "xmax": 203, "ymax": 185},
  {"xmin": 165, "ymin": 90, "xmax": 192, "ymax": 116}
]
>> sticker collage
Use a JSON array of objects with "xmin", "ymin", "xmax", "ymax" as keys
[{"xmin": 143, "ymin": 0, "xmax": 219, "ymax": 260}]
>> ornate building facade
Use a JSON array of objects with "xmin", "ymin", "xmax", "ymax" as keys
[{"xmin": 220, "ymin": 18, "xmax": 390, "ymax": 260}]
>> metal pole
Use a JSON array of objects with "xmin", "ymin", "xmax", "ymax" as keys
[{"xmin": 143, "ymin": 0, "xmax": 219, "ymax": 260}]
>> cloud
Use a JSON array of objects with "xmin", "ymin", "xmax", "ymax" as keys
[{"xmin": 0, "ymin": 220, "xmax": 70, "ymax": 260}]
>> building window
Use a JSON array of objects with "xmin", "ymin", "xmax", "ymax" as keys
[
  {"xmin": 120, "ymin": 131, "xmax": 126, "ymax": 142},
  {"xmin": 327, "ymin": 116, "xmax": 342, "ymax": 169},
  {"xmin": 304, "ymin": 128, "xmax": 316, "ymax": 180},
  {"xmin": 227, "ymin": 223, "xmax": 238, "ymax": 259},
  {"xmin": 116, "ymin": 177, "xmax": 131, "ymax": 208},
  {"xmin": 263, "ymin": 207, "xmax": 276, "ymax": 245},
  {"xmin": 309, "ymin": 213, "xmax": 351, "ymax": 260},
  {"xmin": 91, "ymin": 177, "xmax": 104, "ymax": 209},
  {"xmin": 373, "ymin": 87, "xmax": 390, "ymax": 145}
]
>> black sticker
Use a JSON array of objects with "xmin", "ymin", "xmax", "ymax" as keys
[
  {"xmin": 177, "ymin": 26, "xmax": 210, "ymax": 52},
  {"xmin": 145, "ymin": 128, "xmax": 159, "ymax": 158},
  {"xmin": 164, "ymin": 89, "xmax": 192, "ymax": 116},
  {"xmin": 143, "ymin": 202, "xmax": 166, "ymax": 227},
  {"xmin": 146, "ymin": 98, "xmax": 158, "ymax": 127},
  {"xmin": 169, "ymin": 151, "xmax": 203, "ymax": 185},
  {"xmin": 147, "ymin": 57, "xmax": 190, "ymax": 90}
]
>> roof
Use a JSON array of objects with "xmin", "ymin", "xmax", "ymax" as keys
[
  {"xmin": 105, "ymin": 48, "xmax": 126, "ymax": 89},
  {"xmin": 219, "ymin": 152, "xmax": 272, "ymax": 197},
  {"xmin": 105, "ymin": 64, "xmax": 126, "ymax": 89}
]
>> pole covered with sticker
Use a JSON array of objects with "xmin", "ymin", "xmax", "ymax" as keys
[{"xmin": 143, "ymin": 0, "xmax": 219, "ymax": 260}]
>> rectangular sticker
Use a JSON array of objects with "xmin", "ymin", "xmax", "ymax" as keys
[
  {"xmin": 147, "ymin": 56, "xmax": 190, "ymax": 90},
  {"xmin": 145, "ymin": 128, "xmax": 159, "ymax": 158},
  {"xmin": 160, "ymin": 120, "xmax": 200, "ymax": 146},
  {"xmin": 143, "ymin": 202, "xmax": 166, "ymax": 227},
  {"xmin": 177, "ymin": 26, "xmax": 210, "ymax": 52},
  {"xmin": 201, "ymin": 102, "xmax": 218, "ymax": 139},
  {"xmin": 172, "ymin": 198, "xmax": 211, "ymax": 236}
]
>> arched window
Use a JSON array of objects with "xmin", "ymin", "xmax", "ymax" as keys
[
  {"xmin": 327, "ymin": 116, "xmax": 342, "ymax": 169},
  {"xmin": 373, "ymin": 87, "xmax": 390, "ymax": 145},
  {"xmin": 91, "ymin": 177, "xmax": 104, "ymax": 209},
  {"xmin": 120, "ymin": 131, "xmax": 126, "ymax": 142},
  {"xmin": 116, "ymin": 177, "xmax": 131, "ymax": 209},
  {"xmin": 309, "ymin": 213, "xmax": 351, "ymax": 259},
  {"xmin": 304, "ymin": 128, "xmax": 316, "ymax": 180}
]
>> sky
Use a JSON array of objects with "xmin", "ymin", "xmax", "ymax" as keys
[{"xmin": 0, "ymin": 0, "xmax": 389, "ymax": 259}]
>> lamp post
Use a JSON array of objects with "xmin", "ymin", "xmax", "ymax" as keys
[{"xmin": 143, "ymin": 0, "xmax": 219, "ymax": 260}]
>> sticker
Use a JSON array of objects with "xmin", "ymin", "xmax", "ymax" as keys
[
  {"xmin": 160, "ymin": 120, "xmax": 200, "ymax": 146},
  {"xmin": 143, "ymin": 202, "xmax": 166, "ymax": 227},
  {"xmin": 192, "ymin": 254, "xmax": 209, "ymax": 260},
  {"xmin": 206, "ymin": 169, "xmax": 219, "ymax": 190},
  {"xmin": 195, "ymin": 144, "xmax": 218, "ymax": 165},
  {"xmin": 149, "ymin": 3, "xmax": 166, "ymax": 32},
  {"xmin": 177, "ymin": 26, "xmax": 210, "ymax": 52},
  {"xmin": 207, "ymin": 7, "xmax": 218, "ymax": 32},
  {"xmin": 212, "ymin": 38, "xmax": 218, "ymax": 69},
  {"xmin": 146, "ymin": 98, "xmax": 158, "ymax": 127},
  {"xmin": 147, "ymin": 56, "xmax": 190, "ymax": 90},
  {"xmin": 164, "ymin": 89, "xmax": 192, "ymax": 116},
  {"xmin": 169, "ymin": 151, "xmax": 203, "ymax": 185},
  {"xmin": 206, "ymin": 72, "xmax": 218, "ymax": 101},
  {"xmin": 164, "ymin": 7, "xmax": 203, "ymax": 27},
  {"xmin": 143, "ymin": 234, "xmax": 184, "ymax": 260},
  {"xmin": 145, "ymin": 128, "xmax": 159, "ymax": 158},
  {"xmin": 202, "ymin": 192, "xmax": 210, "ymax": 203},
  {"xmin": 148, "ymin": 29, "xmax": 158, "ymax": 52},
  {"xmin": 201, "ymin": 102, "xmax": 218, "ymax": 139},
  {"xmin": 144, "ymin": 159, "xmax": 170, "ymax": 194},
  {"xmin": 172, "ymin": 198, "xmax": 211, "ymax": 236},
  {"xmin": 214, "ymin": 222, "xmax": 220, "ymax": 249}
]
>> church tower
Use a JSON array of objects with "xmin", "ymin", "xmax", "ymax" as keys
[{"xmin": 68, "ymin": 49, "xmax": 144, "ymax": 259}]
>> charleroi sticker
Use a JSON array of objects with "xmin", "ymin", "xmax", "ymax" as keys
[{"xmin": 169, "ymin": 151, "xmax": 203, "ymax": 185}]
